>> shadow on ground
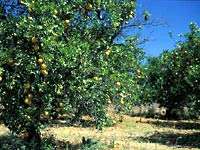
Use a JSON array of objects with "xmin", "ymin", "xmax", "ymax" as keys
[
  {"xmin": 47, "ymin": 118, "xmax": 96, "ymax": 128},
  {"xmin": 148, "ymin": 119, "xmax": 200, "ymax": 130},
  {"xmin": 0, "ymin": 134, "xmax": 106, "ymax": 150},
  {"xmin": 132, "ymin": 131, "xmax": 200, "ymax": 149}
]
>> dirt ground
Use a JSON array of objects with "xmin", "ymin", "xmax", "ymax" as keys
[{"xmin": 1, "ymin": 116, "xmax": 200, "ymax": 150}]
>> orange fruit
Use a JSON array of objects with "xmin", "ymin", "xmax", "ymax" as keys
[
  {"xmin": 27, "ymin": 94, "xmax": 33, "ymax": 99},
  {"xmin": 31, "ymin": 36, "xmax": 37, "ymax": 44},
  {"xmin": 105, "ymin": 49, "xmax": 111, "ymax": 56},
  {"xmin": 24, "ymin": 98, "xmax": 31, "ymax": 105},
  {"xmin": 37, "ymin": 58, "xmax": 43, "ymax": 64},
  {"xmin": 40, "ymin": 63, "xmax": 47, "ymax": 70},
  {"xmin": 116, "ymin": 81, "xmax": 121, "ymax": 87},
  {"xmin": 59, "ymin": 102, "xmax": 64, "ymax": 107},
  {"xmin": 86, "ymin": 3, "xmax": 93, "ymax": 10},
  {"xmin": 41, "ymin": 69, "xmax": 48, "ymax": 76},
  {"xmin": 44, "ymin": 111, "xmax": 49, "ymax": 116},
  {"xmin": 120, "ymin": 98, "xmax": 124, "ymax": 104},
  {"xmin": 64, "ymin": 20, "xmax": 70, "ymax": 27},
  {"xmin": 53, "ymin": 10, "xmax": 58, "ymax": 15},
  {"xmin": 93, "ymin": 76, "xmax": 99, "ymax": 81}
]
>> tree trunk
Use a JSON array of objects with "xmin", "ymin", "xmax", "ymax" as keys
[{"xmin": 27, "ymin": 127, "xmax": 41, "ymax": 150}]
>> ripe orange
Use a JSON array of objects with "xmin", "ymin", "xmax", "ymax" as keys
[
  {"xmin": 31, "ymin": 36, "xmax": 37, "ymax": 44},
  {"xmin": 59, "ymin": 102, "xmax": 64, "ymax": 107},
  {"xmin": 40, "ymin": 63, "xmax": 47, "ymax": 70},
  {"xmin": 53, "ymin": 10, "xmax": 58, "ymax": 15},
  {"xmin": 64, "ymin": 20, "xmax": 70, "ymax": 27},
  {"xmin": 24, "ymin": 98, "xmax": 31, "ymax": 105},
  {"xmin": 105, "ymin": 49, "xmax": 111, "ymax": 56},
  {"xmin": 44, "ymin": 111, "xmax": 49, "ymax": 116},
  {"xmin": 86, "ymin": 3, "xmax": 93, "ymax": 10},
  {"xmin": 37, "ymin": 58, "xmax": 43, "ymax": 64},
  {"xmin": 116, "ymin": 81, "xmax": 121, "ymax": 87},
  {"xmin": 27, "ymin": 94, "xmax": 33, "ymax": 99},
  {"xmin": 120, "ymin": 98, "xmax": 124, "ymax": 104},
  {"xmin": 93, "ymin": 76, "xmax": 99, "ymax": 81},
  {"xmin": 41, "ymin": 69, "xmax": 48, "ymax": 76}
]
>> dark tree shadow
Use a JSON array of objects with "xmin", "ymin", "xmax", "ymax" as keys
[
  {"xmin": 132, "ymin": 131, "xmax": 200, "ymax": 149},
  {"xmin": 0, "ymin": 135, "xmax": 24, "ymax": 149},
  {"xmin": 148, "ymin": 119, "xmax": 200, "ymax": 130},
  {"xmin": 0, "ymin": 134, "xmax": 103, "ymax": 150}
]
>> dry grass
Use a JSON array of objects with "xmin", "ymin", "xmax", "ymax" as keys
[
  {"xmin": 1, "ymin": 115, "xmax": 200, "ymax": 150},
  {"xmin": 45, "ymin": 116, "xmax": 200, "ymax": 150},
  {"xmin": 0, "ymin": 124, "xmax": 9, "ymax": 136}
]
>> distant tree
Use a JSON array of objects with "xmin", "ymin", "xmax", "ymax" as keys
[{"xmin": 143, "ymin": 23, "xmax": 200, "ymax": 119}]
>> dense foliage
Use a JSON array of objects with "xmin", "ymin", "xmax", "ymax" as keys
[
  {"xmin": 142, "ymin": 23, "xmax": 200, "ymax": 119},
  {"xmin": 0, "ymin": 0, "xmax": 144, "ymax": 147}
]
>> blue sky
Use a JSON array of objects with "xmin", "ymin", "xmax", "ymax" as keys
[{"xmin": 116, "ymin": 0, "xmax": 200, "ymax": 57}]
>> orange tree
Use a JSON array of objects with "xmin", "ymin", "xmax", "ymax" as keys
[
  {"xmin": 142, "ymin": 23, "xmax": 200, "ymax": 119},
  {"xmin": 0, "ymin": 0, "xmax": 143, "ymax": 146}
]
